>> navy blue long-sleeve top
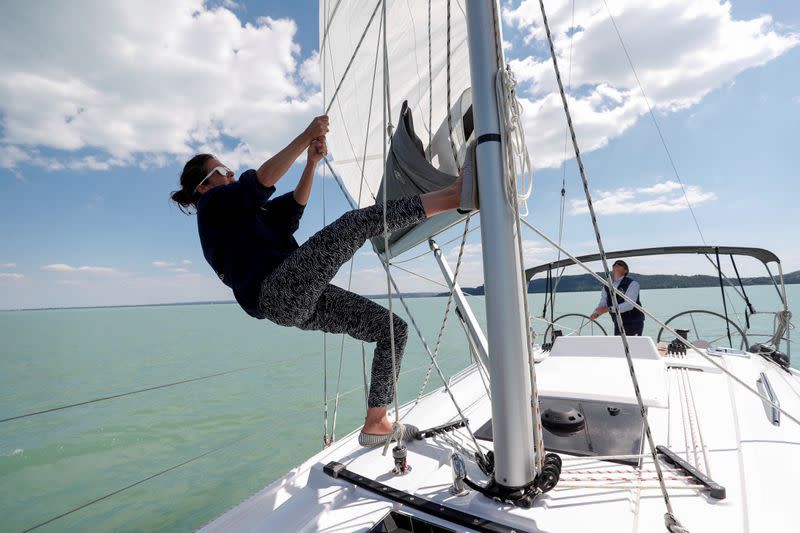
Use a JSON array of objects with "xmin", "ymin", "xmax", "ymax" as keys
[{"xmin": 197, "ymin": 169, "xmax": 305, "ymax": 318}]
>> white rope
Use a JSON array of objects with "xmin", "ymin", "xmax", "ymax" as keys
[
  {"xmin": 555, "ymin": 482, "xmax": 704, "ymax": 491},
  {"xmin": 496, "ymin": 67, "xmax": 533, "ymax": 216},
  {"xmin": 493, "ymin": 8, "xmax": 543, "ymax": 466},
  {"xmin": 328, "ymin": 14, "xmax": 384, "ymax": 443},
  {"xmin": 675, "ymin": 359, "xmax": 694, "ymax": 467},
  {"xmin": 321, "ymin": 0, "xmax": 331, "ymax": 449},
  {"xmin": 378, "ymin": 0, "xmax": 406, "ymax": 455},
  {"xmin": 683, "ymin": 364, "xmax": 711, "ymax": 475}
]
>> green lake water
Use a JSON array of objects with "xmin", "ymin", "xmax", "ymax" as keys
[{"xmin": 1, "ymin": 285, "xmax": 797, "ymax": 532}]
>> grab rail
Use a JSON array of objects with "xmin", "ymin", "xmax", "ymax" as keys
[{"xmin": 757, "ymin": 372, "xmax": 780, "ymax": 425}]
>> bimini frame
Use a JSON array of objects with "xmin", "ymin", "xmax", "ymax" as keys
[{"xmin": 526, "ymin": 245, "xmax": 791, "ymax": 353}]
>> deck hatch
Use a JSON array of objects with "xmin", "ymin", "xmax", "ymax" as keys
[
  {"xmin": 474, "ymin": 396, "xmax": 645, "ymax": 466},
  {"xmin": 367, "ymin": 511, "xmax": 456, "ymax": 533}
]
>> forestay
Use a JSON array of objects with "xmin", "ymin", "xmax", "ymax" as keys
[{"xmin": 319, "ymin": 0, "xmax": 472, "ymax": 257}]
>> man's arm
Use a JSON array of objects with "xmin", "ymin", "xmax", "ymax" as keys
[
  {"xmin": 256, "ymin": 116, "xmax": 329, "ymax": 188},
  {"xmin": 590, "ymin": 290, "xmax": 609, "ymax": 320}
]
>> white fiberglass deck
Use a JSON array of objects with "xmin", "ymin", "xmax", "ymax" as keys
[{"xmin": 198, "ymin": 336, "xmax": 800, "ymax": 533}]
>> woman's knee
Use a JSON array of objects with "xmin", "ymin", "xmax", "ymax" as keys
[{"xmin": 392, "ymin": 315, "xmax": 408, "ymax": 340}]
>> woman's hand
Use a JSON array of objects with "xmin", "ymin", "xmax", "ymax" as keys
[
  {"xmin": 305, "ymin": 115, "xmax": 330, "ymax": 141},
  {"xmin": 307, "ymin": 137, "xmax": 327, "ymax": 165}
]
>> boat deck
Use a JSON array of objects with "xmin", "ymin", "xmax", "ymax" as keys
[{"xmin": 198, "ymin": 336, "xmax": 800, "ymax": 532}]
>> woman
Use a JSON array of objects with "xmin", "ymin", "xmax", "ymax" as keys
[{"xmin": 170, "ymin": 116, "xmax": 466, "ymax": 446}]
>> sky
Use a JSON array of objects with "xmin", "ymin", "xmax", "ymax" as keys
[{"xmin": 0, "ymin": 0, "xmax": 798, "ymax": 310}]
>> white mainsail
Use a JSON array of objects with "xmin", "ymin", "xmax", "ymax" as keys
[{"xmin": 320, "ymin": 0, "xmax": 473, "ymax": 255}]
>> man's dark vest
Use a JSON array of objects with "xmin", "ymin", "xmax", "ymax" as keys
[{"xmin": 603, "ymin": 276, "xmax": 645, "ymax": 325}]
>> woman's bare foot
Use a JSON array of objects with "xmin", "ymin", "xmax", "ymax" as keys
[
  {"xmin": 420, "ymin": 175, "xmax": 463, "ymax": 217},
  {"xmin": 363, "ymin": 406, "xmax": 393, "ymax": 435}
]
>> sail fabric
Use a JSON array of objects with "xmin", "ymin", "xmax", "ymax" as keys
[
  {"xmin": 371, "ymin": 100, "xmax": 466, "ymax": 253},
  {"xmin": 319, "ymin": 0, "xmax": 472, "ymax": 256}
]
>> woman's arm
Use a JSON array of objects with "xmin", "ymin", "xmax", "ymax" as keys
[
  {"xmin": 256, "ymin": 115, "xmax": 329, "ymax": 188},
  {"xmin": 294, "ymin": 137, "xmax": 327, "ymax": 206}
]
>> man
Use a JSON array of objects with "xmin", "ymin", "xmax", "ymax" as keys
[{"xmin": 589, "ymin": 260, "xmax": 645, "ymax": 336}]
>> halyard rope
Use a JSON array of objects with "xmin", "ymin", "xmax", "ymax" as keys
[
  {"xmin": 378, "ymin": 0, "xmax": 407, "ymax": 455},
  {"xmin": 327, "ymin": 7, "xmax": 384, "ymax": 444}
]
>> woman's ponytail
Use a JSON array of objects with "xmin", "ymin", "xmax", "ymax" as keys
[{"xmin": 169, "ymin": 153, "xmax": 214, "ymax": 215}]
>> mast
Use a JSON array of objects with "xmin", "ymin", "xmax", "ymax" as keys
[{"xmin": 465, "ymin": 0, "xmax": 538, "ymax": 491}]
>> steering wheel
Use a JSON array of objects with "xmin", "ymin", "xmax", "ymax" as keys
[
  {"xmin": 656, "ymin": 309, "xmax": 749, "ymax": 350},
  {"xmin": 543, "ymin": 313, "xmax": 608, "ymax": 344}
]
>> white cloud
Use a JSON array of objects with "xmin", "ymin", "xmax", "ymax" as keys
[
  {"xmin": 503, "ymin": 0, "xmax": 799, "ymax": 168},
  {"xmin": 636, "ymin": 180, "xmax": 682, "ymax": 194},
  {"xmin": 0, "ymin": 1, "xmax": 320, "ymax": 173},
  {"xmin": 152, "ymin": 261, "xmax": 176, "ymax": 268},
  {"xmin": 569, "ymin": 181, "xmax": 716, "ymax": 215},
  {"xmin": 55, "ymin": 280, "xmax": 82, "ymax": 286},
  {"xmin": 0, "ymin": 273, "xmax": 24, "ymax": 280},
  {"xmin": 0, "ymin": 263, "xmax": 16, "ymax": 269},
  {"xmin": 181, "ymin": 259, "xmax": 192, "ymax": 265},
  {"xmin": 170, "ymin": 268, "xmax": 190, "ymax": 273},
  {"xmin": 300, "ymin": 51, "xmax": 321, "ymax": 87},
  {"xmin": 41, "ymin": 263, "xmax": 123, "ymax": 275}
]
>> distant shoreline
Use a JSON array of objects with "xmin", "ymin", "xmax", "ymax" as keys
[{"xmin": 3, "ymin": 273, "xmax": 797, "ymax": 312}]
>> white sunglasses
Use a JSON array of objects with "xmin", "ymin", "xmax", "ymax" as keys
[{"xmin": 194, "ymin": 166, "xmax": 231, "ymax": 195}]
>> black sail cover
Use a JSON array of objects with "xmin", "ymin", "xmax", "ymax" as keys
[{"xmin": 371, "ymin": 101, "xmax": 461, "ymax": 254}]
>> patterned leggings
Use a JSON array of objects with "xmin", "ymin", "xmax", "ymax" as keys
[{"xmin": 258, "ymin": 196, "xmax": 427, "ymax": 408}]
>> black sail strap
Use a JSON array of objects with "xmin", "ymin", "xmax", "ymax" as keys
[
  {"xmin": 729, "ymin": 254, "xmax": 755, "ymax": 329},
  {"xmin": 715, "ymin": 248, "xmax": 734, "ymax": 348},
  {"xmin": 541, "ymin": 266, "xmax": 552, "ymax": 319}
]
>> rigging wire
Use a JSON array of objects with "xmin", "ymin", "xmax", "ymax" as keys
[
  {"xmin": 385, "ymin": 272, "xmax": 488, "ymax": 464},
  {"xmin": 409, "ymin": 216, "xmax": 472, "ymax": 408},
  {"xmin": 18, "ymin": 351, "xmax": 460, "ymax": 533},
  {"xmin": 551, "ymin": 0, "xmax": 576, "ymax": 313},
  {"xmin": 390, "ymin": 263, "xmax": 450, "ymax": 290},
  {"xmin": 600, "ymin": 0, "xmax": 705, "ymax": 247},
  {"xmin": 581, "ymin": 0, "xmax": 755, "ymax": 332},
  {"xmin": 0, "ymin": 360, "xmax": 284, "ymax": 425},
  {"xmin": 323, "ymin": 0, "xmax": 382, "ymax": 117},
  {"xmin": 389, "ymin": 224, "xmax": 481, "ymax": 265},
  {"xmin": 537, "ymin": 0, "xmax": 682, "ymax": 527}
]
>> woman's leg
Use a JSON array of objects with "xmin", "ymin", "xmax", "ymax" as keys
[
  {"xmin": 259, "ymin": 195, "xmax": 425, "ymax": 324},
  {"xmin": 259, "ymin": 179, "xmax": 460, "ymax": 325},
  {"xmin": 297, "ymin": 284, "xmax": 408, "ymax": 433}
]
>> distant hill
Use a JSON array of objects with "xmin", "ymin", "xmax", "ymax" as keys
[{"xmin": 436, "ymin": 270, "xmax": 800, "ymax": 296}]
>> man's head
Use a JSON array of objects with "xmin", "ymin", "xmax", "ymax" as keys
[{"xmin": 612, "ymin": 259, "xmax": 629, "ymax": 280}]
